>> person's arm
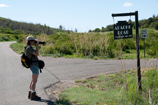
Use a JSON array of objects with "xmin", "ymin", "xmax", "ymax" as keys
[{"xmin": 32, "ymin": 41, "xmax": 39, "ymax": 56}]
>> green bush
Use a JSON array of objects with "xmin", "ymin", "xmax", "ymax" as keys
[
  {"xmin": 89, "ymin": 53, "xmax": 94, "ymax": 58},
  {"xmin": 60, "ymin": 46, "xmax": 73, "ymax": 55},
  {"xmin": 4, "ymin": 28, "xmax": 14, "ymax": 34},
  {"xmin": 2, "ymin": 35, "xmax": 9, "ymax": 41}
]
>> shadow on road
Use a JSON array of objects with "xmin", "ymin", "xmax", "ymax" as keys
[{"xmin": 33, "ymin": 99, "xmax": 55, "ymax": 105}]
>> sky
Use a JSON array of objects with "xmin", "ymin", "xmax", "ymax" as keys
[{"xmin": 0, "ymin": 0, "xmax": 158, "ymax": 32}]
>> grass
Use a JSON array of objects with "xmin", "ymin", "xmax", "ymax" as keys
[
  {"xmin": 121, "ymin": 49, "xmax": 152, "ymax": 59},
  {"xmin": 55, "ymin": 68, "xmax": 158, "ymax": 105},
  {"xmin": 10, "ymin": 42, "xmax": 154, "ymax": 60},
  {"xmin": 10, "ymin": 43, "xmax": 25, "ymax": 54}
]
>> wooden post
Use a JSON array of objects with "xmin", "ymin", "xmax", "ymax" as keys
[{"xmin": 135, "ymin": 11, "xmax": 142, "ymax": 90}]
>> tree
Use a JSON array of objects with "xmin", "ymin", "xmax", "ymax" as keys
[
  {"xmin": 88, "ymin": 29, "xmax": 92, "ymax": 33},
  {"xmin": 94, "ymin": 28, "xmax": 100, "ymax": 32},
  {"xmin": 128, "ymin": 19, "xmax": 132, "ymax": 23},
  {"xmin": 106, "ymin": 25, "xmax": 113, "ymax": 31},
  {"xmin": 153, "ymin": 14, "xmax": 156, "ymax": 18},
  {"xmin": 75, "ymin": 28, "xmax": 77, "ymax": 33},
  {"xmin": 147, "ymin": 18, "xmax": 153, "ymax": 25},
  {"xmin": 59, "ymin": 25, "xmax": 63, "ymax": 30},
  {"xmin": 102, "ymin": 28, "xmax": 107, "ymax": 32}
]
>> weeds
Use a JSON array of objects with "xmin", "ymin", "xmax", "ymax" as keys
[{"xmin": 56, "ymin": 68, "xmax": 158, "ymax": 105}]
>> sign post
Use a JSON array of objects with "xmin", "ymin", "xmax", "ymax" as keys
[
  {"xmin": 112, "ymin": 11, "xmax": 142, "ymax": 90},
  {"xmin": 141, "ymin": 30, "xmax": 147, "ymax": 58}
]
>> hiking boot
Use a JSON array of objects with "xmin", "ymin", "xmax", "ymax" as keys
[
  {"xmin": 28, "ymin": 91, "xmax": 31, "ymax": 99},
  {"xmin": 30, "ymin": 92, "xmax": 41, "ymax": 100}
]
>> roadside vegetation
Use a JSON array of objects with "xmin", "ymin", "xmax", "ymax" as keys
[
  {"xmin": 55, "ymin": 68, "xmax": 158, "ymax": 105},
  {"xmin": 10, "ymin": 28, "xmax": 158, "ymax": 59}
]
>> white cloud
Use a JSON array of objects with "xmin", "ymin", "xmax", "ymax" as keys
[
  {"xmin": 123, "ymin": 3, "xmax": 133, "ymax": 7},
  {"xmin": 0, "ymin": 4, "xmax": 9, "ymax": 7}
]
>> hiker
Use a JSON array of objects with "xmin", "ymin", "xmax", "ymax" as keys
[{"xmin": 25, "ymin": 36, "xmax": 41, "ymax": 100}]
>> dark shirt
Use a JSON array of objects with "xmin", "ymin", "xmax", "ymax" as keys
[{"xmin": 25, "ymin": 45, "xmax": 39, "ymax": 66}]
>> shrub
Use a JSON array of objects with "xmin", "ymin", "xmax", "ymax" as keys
[
  {"xmin": 2, "ymin": 35, "xmax": 9, "ymax": 41},
  {"xmin": 4, "ymin": 28, "xmax": 14, "ymax": 34},
  {"xmin": 107, "ymin": 45, "xmax": 117, "ymax": 58},
  {"xmin": 60, "ymin": 46, "xmax": 73, "ymax": 55},
  {"xmin": 89, "ymin": 53, "xmax": 94, "ymax": 58}
]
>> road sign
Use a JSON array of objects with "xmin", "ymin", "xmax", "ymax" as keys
[
  {"xmin": 141, "ymin": 30, "xmax": 147, "ymax": 38},
  {"xmin": 113, "ymin": 21, "xmax": 132, "ymax": 39},
  {"xmin": 141, "ymin": 30, "xmax": 147, "ymax": 58}
]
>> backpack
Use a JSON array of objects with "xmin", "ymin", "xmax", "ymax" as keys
[
  {"xmin": 37, "ymin": 60, "xmax": 45, "ymax": 73},
  {"xmin": 38, "ymin": 60, "xmax": 45, "ymax": 69},
  {"xmin": 21, "ymin": 52, "xmax": 32, "ymax": 68},
  {"xmin": 21, "ymin": 53, "xmax": 45, "ymax": 73}
]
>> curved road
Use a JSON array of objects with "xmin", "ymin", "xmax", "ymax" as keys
[{"xmin": 0, "ymin": 41, "xmax": 157, "ymax": 105}]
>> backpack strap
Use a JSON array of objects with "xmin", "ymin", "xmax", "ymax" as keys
[{"xmin": 39, "ymin": 69, "xmax": 42, "ymax": 73}]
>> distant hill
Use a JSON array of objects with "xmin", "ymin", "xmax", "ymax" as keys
[
  {"xmin": 90, "ymin": 15, "xmax": 158, "ymax": 32},
  {"xmin": 0, "ymin": 17, "xmax": 66, "ymax": 35}
]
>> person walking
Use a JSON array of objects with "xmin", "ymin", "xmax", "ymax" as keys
[{"xmin": 25, "ymin": 36, "xmax": 41, "ymax": 100}]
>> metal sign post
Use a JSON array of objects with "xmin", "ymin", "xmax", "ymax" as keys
[
  {"xmin": 144, "ymin": 38, "xmax": 145, "ymax": 58},
  {"xmin": 112, "ymin": 11, "xmax": 142, "ymax": 90}
]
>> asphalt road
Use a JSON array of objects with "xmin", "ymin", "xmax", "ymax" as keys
[{"xmin": 0, "ymin": 41, "xmax": 157, "ymax": 105}]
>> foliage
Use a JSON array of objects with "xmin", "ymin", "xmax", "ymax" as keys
[{"xmin": 56, "ymin": 68, "xmax": 158, "ymax": 105}]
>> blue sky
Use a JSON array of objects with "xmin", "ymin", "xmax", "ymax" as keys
[{"xmin": 0, "ymin": 0, "xmax": 158, "ymax": 32}]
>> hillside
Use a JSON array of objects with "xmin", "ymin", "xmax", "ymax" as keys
[
  {"xmin": 0, "ymin": 17, "xmax": 67, "ymax": 35},
  {"xmin": 91, "ymin": 15, "xmax": 158, "ymax": 32}
]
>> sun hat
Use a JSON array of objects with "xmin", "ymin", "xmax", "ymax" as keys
[{"xmin": 26, "ymin": 36, "xmax": 37, "ymax": 41}]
